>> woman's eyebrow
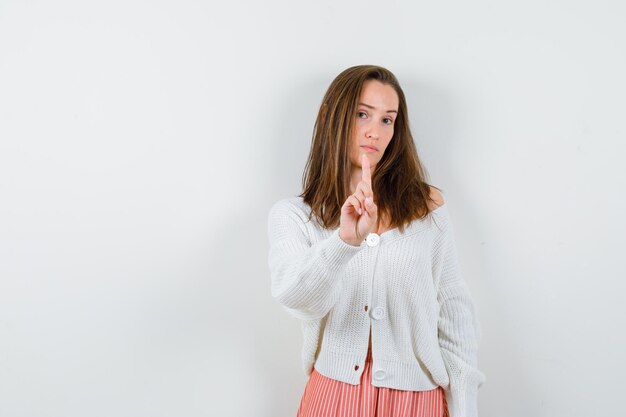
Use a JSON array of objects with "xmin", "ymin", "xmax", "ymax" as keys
[{"xmin": 358, "ymin": 102, "xmax": 398, "ymax": 113}]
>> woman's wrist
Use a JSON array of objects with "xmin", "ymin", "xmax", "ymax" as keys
[{"xmin": 339, "ymin": 229, "xmax": 362, "ymax": 247}]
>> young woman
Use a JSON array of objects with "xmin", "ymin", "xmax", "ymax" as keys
[{"xmin": 267, "ymin": 65, "xmax": 485, "ymax": 417}]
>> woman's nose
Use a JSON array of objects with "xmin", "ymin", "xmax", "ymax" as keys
[
  {"xmin": 365, "ymin": 121, "xmax": 380, "ymax": 139},
  {"xmin": 366, "ymin": 127, "xmax": 379, "ymax": 139}
]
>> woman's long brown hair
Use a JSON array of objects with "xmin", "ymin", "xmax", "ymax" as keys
[{"xmin": 300, "ymin": 65, "xmax": 441, "ymax": 233}]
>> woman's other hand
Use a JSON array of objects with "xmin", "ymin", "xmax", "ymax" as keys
[{"xmin": 339, "ymin": 154, "xmax": 378, "ymax": 246}]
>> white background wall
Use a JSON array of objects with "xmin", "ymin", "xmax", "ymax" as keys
[{"xmin": 1, "ymin": 1, "xmax": 625, "ymax": 416}]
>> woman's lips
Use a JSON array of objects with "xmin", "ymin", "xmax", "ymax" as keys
[{"xmin": 360, "ymin": 145, "xmax": 378, "ymax": 152}]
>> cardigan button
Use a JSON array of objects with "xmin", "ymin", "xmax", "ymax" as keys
[
  {"xmin": 372, "ymin": 306, "xmax": 385, "ymax": 320},
  {"xmin": 373, "ymin": 369, "xmax": 386, "ymax": 380},
  {"xmin": 366, "ymin": 233, "xmax": 380, "ymax": 247}
]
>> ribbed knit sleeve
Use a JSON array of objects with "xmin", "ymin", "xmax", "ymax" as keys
[
  {"xmin": 433, "ymin": 206, "xmax": 485, "ymax": 417},
  {"xmin": 267, "ymin": 198, "xmax": 363, "ymax": 321}
]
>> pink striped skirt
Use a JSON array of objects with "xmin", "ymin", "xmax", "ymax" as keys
[{"xmin": 296, "ymin": 347, "xmax": 449, "ymax": 417}]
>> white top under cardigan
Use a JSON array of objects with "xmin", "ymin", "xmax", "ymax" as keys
[{"xmin": 267, "ymin": 196, "xmax": 485, "ymax": 417}]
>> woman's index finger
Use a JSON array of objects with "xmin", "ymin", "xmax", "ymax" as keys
[{"xmin": 361, "ymin": 154, "xmax": 372, "ymax": 185}]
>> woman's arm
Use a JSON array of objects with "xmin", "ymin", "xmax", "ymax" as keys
[
  {"xmin": 267, "ymin": 199, "xmax": 362, "ymax": 320},
  {"xmin": 433, "ymin": 205, "xmax": 486, "ymax": 417}
]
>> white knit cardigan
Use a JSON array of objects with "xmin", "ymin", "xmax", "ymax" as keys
[{"xmin": 267, "ymin": 196, "xmax": 485, "ymax": 417}]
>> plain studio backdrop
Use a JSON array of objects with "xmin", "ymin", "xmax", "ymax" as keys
[{"xmin": 1, "ymin": 1, "xmax": 625, "ymax": 416}]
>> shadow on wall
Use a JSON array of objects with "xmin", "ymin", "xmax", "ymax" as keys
[
  {"xmin": 257, "ymin": 74, "xmax": 331, "ymax": 416},
  {"xmin": 190, "ymin": 75, "xmax": 332, "ymax": 416}
]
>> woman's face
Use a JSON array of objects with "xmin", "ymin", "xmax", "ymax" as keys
[{"xmin": 349, "ymin": 80, "xmax": 399, "ymax": 172}]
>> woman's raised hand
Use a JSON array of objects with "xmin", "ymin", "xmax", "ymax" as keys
[{"xmin": 339, "ymin": 154, "xmax": 378, "ymax": 246}]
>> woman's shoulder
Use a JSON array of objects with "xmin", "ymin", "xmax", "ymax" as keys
[
  {"xmin": 268, "ymin": 196, "xmax": 311, "ymax": 221},
  {"xmin": 270, "ymin": 195, "xmax": 307, "ymax": 210},
  {"xmin": 427, "ymin": 186, "xmax": 445, "ymax": 212}
]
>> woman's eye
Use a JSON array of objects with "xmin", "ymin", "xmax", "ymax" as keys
[
  {"xmin": 383, "ymin": 117, "xmax": 393, "ymax": 124},
  {"xmin": 358, "ymin": 111, "xmax": 367, "ymax": 118}
]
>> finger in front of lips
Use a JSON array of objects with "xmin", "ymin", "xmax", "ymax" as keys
[
  {"xmin": 357, "ymin": 179, "xmax": 372, "ymax": 200},
  {"xmin": 356, "ymin": 182, "xmax": 375, "ymax": 214},
  {"xmin": 361, "ymin": 154, "xmax": 372, "ymax": 186}
]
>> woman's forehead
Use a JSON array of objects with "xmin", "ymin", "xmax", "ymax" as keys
[{"xmin": 359, "ymin": 80, "xmax": 399, "ymax": 111}]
